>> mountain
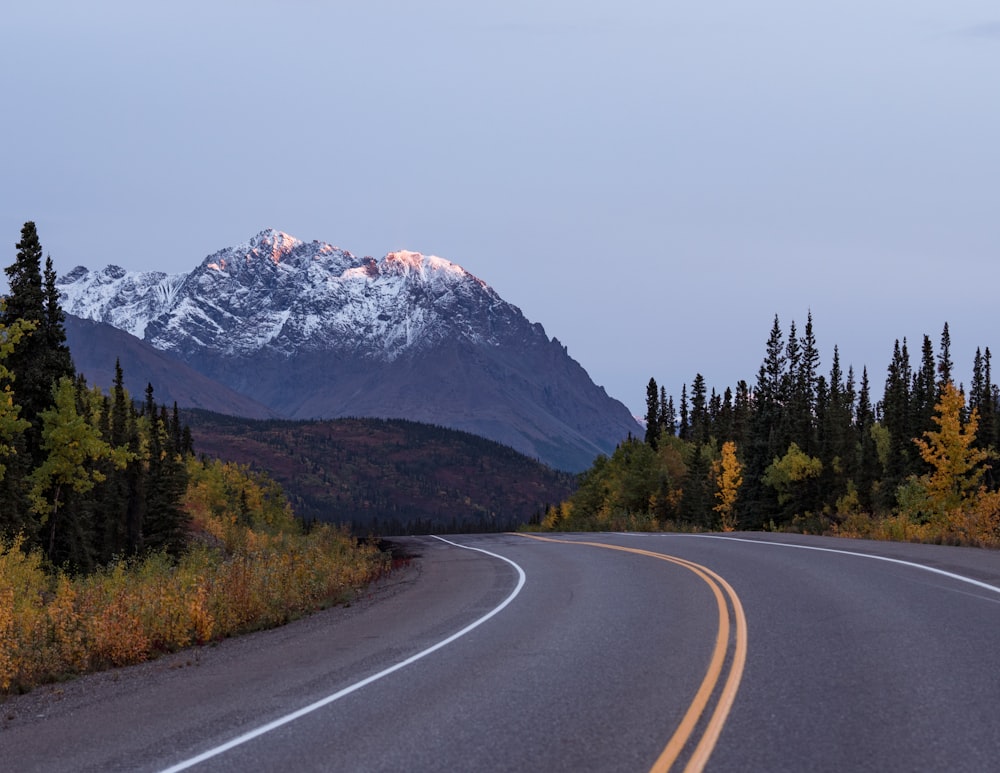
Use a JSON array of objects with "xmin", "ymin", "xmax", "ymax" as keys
[
  {"xmin": 182, "ymin": 411, "xmax": 577, "ymax": 533},
  {"xmin": 59, "ymin": 229, "xmax": 640, "ymax": 471},
  {"xmin": 64, "ymin": 315, "xmax": 278, "ymax": 419}
]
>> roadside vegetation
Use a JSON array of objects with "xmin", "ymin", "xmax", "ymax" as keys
[
  {"xmin": 532, "ymin": 314, "xmax": 1000, "ymax": 549},
  {"xmin": 0, "ymin": 222, "xmax": 389, "ymax": 695}
]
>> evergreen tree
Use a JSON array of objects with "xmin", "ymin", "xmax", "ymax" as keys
[
  {"xmin": 657, "ymin": 386, "xmax": 674, "ymax": 438},
  {"xmin": 739, "ymin": 317, "xmax": 787, "ymax": 527},
  {"xmin": 28, "ymin": 377, "xmax": 123, "ymax": 567},
  {"xmin": 912, "ymin": 334, "xmax": 937, "ymax": 445},
  {"xmin": 91, "ymin": 360, "xmax": 132, "ymax": 561},
  {"xmin": 984, "ymin": 348, "xmax": 998, "ymax": 454},
  {"xmin": 938, "ymin": 322, "xmax": 953, "ymax": 389},
  {"xmin": 678, "ymin": 384, "xmax": 690, "ymax": 441},
  {"xmin": 880, "ymin": 338, "xmax": 913, "ymax": 506},
  {"xmin": 818, "ymin": 347, "xmax": 854, "ymax": 514},
  {"xmin": 1, "ymin": 223, "xmax": 75, "ymax": 464},
  {"xmin": 680, "ymin": 442, "xmax": 712, "ymax": 527},
  {"xmin": 855, "ymin": 366, "xmax": 878, "ymax": 511},
  {"xmin": 689, "ymin": 373, "xmax": 709, "ymax": 446},
  {"xmin": 142, "ymin": 385, "xmax": 190, "ymax": 556},
  {"xmin": 644, "ymin": 377, "xmax": 660, "ymax": 448},
  {"xmin": 791, "ymin": 312, "xmax": 821, "ymax": 454},
  {"xmin": 732, "ymin": 380, "xmax": 751, "ymax": 447},
  {"xmin": 716, "ymin": 386, "xmax": 734, "ymax": 443}
]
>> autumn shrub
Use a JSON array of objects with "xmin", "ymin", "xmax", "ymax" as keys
[{"xmin": 0, "ymin": 460, "xmax": 389, "ymax": 695}]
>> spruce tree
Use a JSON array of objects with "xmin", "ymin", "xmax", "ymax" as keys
[
  {"xmin": 689, "ymin": 374, "xmax": 709, "ymax": 446},
  {"xmin": 644, "ymin": 377, "xmax": 659, "ymax": 448},
  {"xmin": 2, "ymin": 222, "xmax": 75, "ymax": 464},
  {"xmin": 938, "ymin": 322, "xmax": 953, "ymax": 389},
  {"xmin": 142, "ymin": 385, "xmax": 190, "ymax": 556},
  {"xmin": 855, "ymin": 366, "xmax": 878, "ymax": 511},
  {"xmin": 732, "ymin": 380, "xmax": 751, "ymax": 447},
  {"xmin": 678, "ymin": 384, "xmax": 690, "ymax": 441},
  {"xmin": 911, "ymin": 334, "xmax": 937, "ymax": 446},
  {"xmin": 880, "ymin": 338, "xmax": 913, "ymax": 507},
  {"xmin": 739, "ymin": 318, "xmax": 787, "ymax": 528},
  {"xmin": 794, "ymin": 312, "xmax": 821, "ymax": 454},
  {"xmin": 657, "ymin": 386, "xmax": 674, "ymax": 438}
]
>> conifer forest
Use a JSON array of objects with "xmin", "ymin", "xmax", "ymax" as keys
[
  {"xmin": 540, "ymin": 312, "xmax": 1000, "ymax": 547},
  {"xmin": 0, "ymin": 222, "xmax": 194, "ymax": 571}
]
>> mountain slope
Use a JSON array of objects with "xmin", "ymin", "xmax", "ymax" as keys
[
  {"xmin": 59, "ymin": 229, "xmax": 639, "ymax": 471},
  {"xmin": 183, "ymin": 411, "xmax": 577, "ymax": 533},
  {"xmin": 64, "ymin": 315, "xmax": 277, "ymax": 419}
]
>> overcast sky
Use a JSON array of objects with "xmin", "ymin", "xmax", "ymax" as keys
[{"xmin": 3, "ymin": 1, "xmax": 998, "ymax": 415}]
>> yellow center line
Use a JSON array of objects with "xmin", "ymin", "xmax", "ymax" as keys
[{"xmin": 515, "ymin": 533, "xmax": 748, "ymax": 772}]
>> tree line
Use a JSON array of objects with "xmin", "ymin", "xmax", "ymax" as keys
[
  {"xmin": 540, "ymin": 311, "xmax": 1000, "ymax": 543},
  {"xmin": 1, "ymin": 222, "xmax": 191, "ymax": 571}
]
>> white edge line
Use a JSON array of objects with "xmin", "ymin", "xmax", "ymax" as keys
[
  {"xmin": 677, "ymin": 534, "xmax": 1000, "ymax": 596},
  {"xmin": 158, "ymin": 536, "xmax": 526, "ymax": 773}
]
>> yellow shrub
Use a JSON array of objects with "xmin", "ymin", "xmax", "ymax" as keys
[{"xmin": 1, "ymin": 464, "xmax": 390, "ymax": 695}]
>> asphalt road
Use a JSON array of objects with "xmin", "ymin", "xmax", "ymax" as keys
[{"xmin": 3, "ymin": 532, "xmax": 1000, "ymax": 772}]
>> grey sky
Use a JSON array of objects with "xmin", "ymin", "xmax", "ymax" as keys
[{"xmin": 3, "ymin": 1, "xmax": 998, "ymax": 415}]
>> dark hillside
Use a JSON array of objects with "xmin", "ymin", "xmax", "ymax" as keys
[{"xmin": 183, "ymin": 411, "xmax": 577, "ymax": 534}]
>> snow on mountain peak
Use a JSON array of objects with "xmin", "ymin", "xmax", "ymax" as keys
[{"xmin": 59, "ymin": 230, "xmax": 529, "ymax": 360}]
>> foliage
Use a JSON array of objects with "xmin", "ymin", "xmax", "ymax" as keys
[
  {"xmin": 713, "ymin": 441, "xmax": 742, "ymax": 531},
  {"xmin": 762, "ymin": 443, "xmax": 822, "ymax": 507},
  {"xmin": 183, "ymin": 411, "xmax": 576, "ymax": 534},
  {"xmin": 0, "ymin": 308, "xmax": 33, "ymax": 481},
  {"xmin": 0, "ymin": 463, "xmax": 389, "ymax": 694},
  {"xmin": 909, "ymin": 383, "xmax": 993, "ymax": 518},
  {"xmin": 539, "ymin": 315, "xmax": 1000, "ymax": 548}
]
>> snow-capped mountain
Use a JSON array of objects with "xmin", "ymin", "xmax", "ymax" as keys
[
  {"xmin": 62, "ymin": 229, "xmax": 524, "ymax": 360},
  {"xmin": 60, "ymin": 229, "xmax": 639, "ymax": 471}
]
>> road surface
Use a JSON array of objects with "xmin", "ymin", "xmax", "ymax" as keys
[{"xmin": 3, "ymin": 532, "xmax": 999, "ymax": 771}]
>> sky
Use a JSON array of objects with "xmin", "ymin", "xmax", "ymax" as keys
[{"xmin": 2, "ymin": 1, "xmax": 998, "ymax": 416}]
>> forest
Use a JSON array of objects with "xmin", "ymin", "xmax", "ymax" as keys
[
  {"xmin": 537, "ymin": 312, "xmax": 1000, "ymax": 547},
  {"xmin": 1, "ymin": 223, "xmax": 387, "ymax": 693},
  {"xmin": 0, "ymin": 222, "xmax": 192, "ymax": 572},
  {"xmin": 183, "ymin": 410, "xmax": 576, "ymax": 535}
]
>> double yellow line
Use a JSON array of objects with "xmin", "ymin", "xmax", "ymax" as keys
[{"xmin": 517, "ymin": 534, "xmax": 747, "ymax": 773}]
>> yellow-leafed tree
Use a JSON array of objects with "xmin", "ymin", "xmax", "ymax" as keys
[
  {"xmin": 0, "ymin": 309, "xmax": 33, "ymax": 481},
  {"xmin": 911, "ymin": 381, "xmax": 998, "ymax": 541},
  {"xmin": 713, "ymin": 441, "xmax": 743, "ymax": 532}
]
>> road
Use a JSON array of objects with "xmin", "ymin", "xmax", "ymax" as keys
[{"xmin": 3, "ymin": 532, "xmax": 1000, "ymax": 772}]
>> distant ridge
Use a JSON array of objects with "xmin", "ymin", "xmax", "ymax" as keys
[
  {"xmin": 65, "ymin": 315, "xmax": 277, "ymax": 419},
  {"xmin": 183, "ymin": 410, "xmax": 577, "ymax": 533}
]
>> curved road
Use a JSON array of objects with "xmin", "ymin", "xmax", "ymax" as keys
[{"xmin": 3, "ymin": 532, "xmax": 1000, "ymax": 771}]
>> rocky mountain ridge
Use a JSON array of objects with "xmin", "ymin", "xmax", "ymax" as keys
[{"xmin": 59, "ymin": 229, "xmax": 639, "ymax": 471}]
